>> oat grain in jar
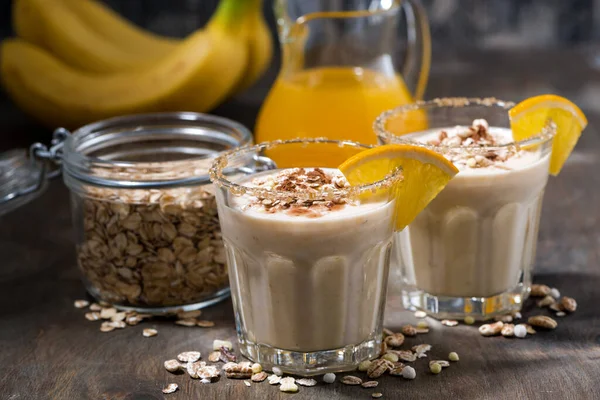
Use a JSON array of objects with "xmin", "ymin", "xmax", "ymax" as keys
[{"xmin": 62, "ymin": 113, "xmax": 252, "ymax": 313}]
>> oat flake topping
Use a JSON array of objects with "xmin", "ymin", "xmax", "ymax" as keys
[{"xmin": 240, "ymin": 168, "xmax": 352, "ymax": 218}]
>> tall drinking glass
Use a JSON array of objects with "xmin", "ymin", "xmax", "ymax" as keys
[
  {"xmin": 376, "ymin": 98, "xmax": 555, "ymax": 320},
  {"xmin": 210, "ymin": 139, "xmax": 402, "ymax": 375}
]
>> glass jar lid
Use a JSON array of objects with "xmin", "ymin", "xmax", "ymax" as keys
[
  {"xmin": 0, "ymin": 112, "xmax": 253, "ymax": 215},
  {"xmin": 62, "ymin": 112, "xmax": 253, "ymax": 190},
  {"xmin": 0, "ymin": 149, "xmax": 44, "ymax": 216}
]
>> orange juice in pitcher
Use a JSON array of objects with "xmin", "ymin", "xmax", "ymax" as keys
[{"xmin": 255, "ymin": 0, "xmax": 431, "ymax": 165}]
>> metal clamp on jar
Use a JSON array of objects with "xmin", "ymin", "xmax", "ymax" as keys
[{"xmin": 0, "ymin": 112, "xmax": 265, "ymax": 313}]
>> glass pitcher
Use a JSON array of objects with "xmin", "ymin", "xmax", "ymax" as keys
[{"xmin": 255, "ymin": 0, "xmax": 431, "ymax": 155}]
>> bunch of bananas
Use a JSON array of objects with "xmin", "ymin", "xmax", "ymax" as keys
[{"xmin": 1, "ymin": 0, "xmax": 272, "ymax": 128}]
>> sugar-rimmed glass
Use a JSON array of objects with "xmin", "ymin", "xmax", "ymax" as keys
[
  {"xmin": 376, "ymin": 98, "xmax": 556, "ymax": 320},
  {"xmin": 210, "ymin": 138, "xmax": 402, "ymax": 375}
]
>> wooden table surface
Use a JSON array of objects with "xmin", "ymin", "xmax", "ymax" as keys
[{"xmin": 1, "ymin": 48, "xmax": 600, "ymax": 400}]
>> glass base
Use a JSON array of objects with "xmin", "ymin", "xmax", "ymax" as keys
[
  {"xmin": 402, "ymin": 284, "xmax": 526, "ymax": 321},
  {"xmin": 86, "ymin": 286, "xmax": 231, "ymax": 315},
  {"xmin": 239, "ymin": 336, "xmax": 381, "ymax": 376}
]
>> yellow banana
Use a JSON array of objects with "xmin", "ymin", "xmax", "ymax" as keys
[
  {"xmin": 233, "ymin": 7, "xmax": 274, "ymax": 93},
  {"xmin": 60, "ymin": 0, "xmax": 177, "ymax": 57},
  {"xmin": 1, "ymin": 2, "xmax": 250, "ymax": 129},
  {"xmin": 63, "ymin": 0, "xmax": 272, "ymax": 92},
  {"xmin": 12, "ymin": 0, "xmax": 158, "ymax": 73},
  {"xmin": 12, "ymin": 0, "xmax": 272, "ymax": 92}
]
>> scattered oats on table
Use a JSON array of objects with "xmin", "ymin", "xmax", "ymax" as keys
[
  {"xmin": 537, "ymin": 295, "xmax": 556, "ymax": 308},
  {"xmin": 560, "ymin": 296, "xmax": 577, "ymax": 313},
  {"xmin": 556, "ymin": 311, "xmax": 566, "ymax": 317},
  {"xmin": 89, "ymin": 303, "xmax": 102, "ymax": 312},
  {"xmin": 85, "ymin": 312, "xmax": 100, "ymax": 321},
  {"xmin": 414, "ymin": 311, "xmax": 427, "ymax": 318},
  {"xmin": 251, "ymin": 371, "xmax": 268, "ymax": 382},
  {"xmin": 197, "ymin": 320, "xmax": 215, "ymax": 328},
  {"xmin": 296, "ymin": 378, "xmax": 317, "ymax": 387},
  {"xmin": 74, "ymin": 300, "xmax": 89, "ymax": 308},
  {"xmin": 530, "ymin": 284, "xmax": 551, "ymax": 297},
  {"xmin": 162, "ymin": 383, "xmax": 178, "ymax": 394},
  {"xmin": 100, "ymin": 321, "xmax": 116, "ymax": 332},
  {"xmin": 111, "ymin": 321, "xmax": 126, "ymax": 329},
  {"xmin": 100, "ymin": 308, "xmax": 117, "ymax": 320},
  {"xmin": 549, "ymin": 303, "xmax": 564, "ymax": 312},
  {"xmin": 525, "ymin": 324, "xmax": 537, "ymax": 335},
  {"xmin": 528, "ymin": 315, "xmax": 557, "ymax": 329},
  {"xmin": 389, "ymin": 365, "xmax": 405, "ymax": 376},
  {"xmin": 412, "ymin": 344, "xmax": 431, "ymax": 358},
  {"xmin": 401, "ymin": 325, "xmax": 417, "ymax": 336},
  {"xmin": 164, "ymin": 359, "xmax": 182, "ymax": 373},
  {"xmin": 244, "ymin": 381, "xmax": 251, "ymax": 387},
  {"xmin": 367, "ymin": 359, "xmax": 393, "ymax": 379},
  {"xmin": 362, "ymin": 381, "xmax": 379, "ymax": 388},
  {"xmin": 341, "ymin": 375, "xmax": 363, "ymax": 385},
  {"xmin": 188, "ymin": 362, "xmax": 220, "ymax": 380},
  {"xmin": 208, "ymin": 351, "xmax": 221, "ymax": 362},
  {"xmin": 111, "ymin": 312, "xmax": 126, "ymax": 322},
  {"xmin": 142, "ymin": 328, "xmax": 157, "ymax": 337},
  {"xmin": 323, "ymin": 373, "xmax": 336, "ymax": 384},
  {"xmin": 175, "ymin": 318, "xmax": 197, "ymax": 327},
  {"xmin": 501, "ymin": 324, "xmax": 515, "ymax": 337},
  {"xmin": 372, "ymin": 393, "xmax": 383, "ymax": 399},
  {"xmin": 441, "ymin": 319, "xmax": 458, "ymax": 327},
  {"xmin": 279, "ymin": 377, "xmax": 299, "ymax": 393},
  {"xmin": 391, "ymin": 350, "xmax": 417, "ymax": 362},
  {"xmin": 177, "ymin": 351, "xmax": 201, "ymax": 363},
  {"xmin": 126, "ymin": 314, "xmax": 144, "ymax": 326},
  {"xmin": 479, "ymin": 321, "xmax": 504, "ymax": 336},
  {"xmin": 384, "ymin": 333, "xmax": 405, "ymax": 347}
]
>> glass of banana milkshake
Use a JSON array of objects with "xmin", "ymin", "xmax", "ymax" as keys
[
  {"xmin": 210, "ymin": 139, "xmax": 402, "ymax": 375},
  {"xmin": 376, "ymin": 98, "xmax": 556, "ymax": 320}
]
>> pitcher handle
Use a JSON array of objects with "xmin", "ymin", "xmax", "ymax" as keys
[{"xmin": 401, "ymin": 0, "xmax": 431, "ymax": 100}]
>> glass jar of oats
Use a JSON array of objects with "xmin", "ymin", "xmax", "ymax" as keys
[{"xmin": 50, "ymin": 113, "xmax": 252, "ymax": 313}]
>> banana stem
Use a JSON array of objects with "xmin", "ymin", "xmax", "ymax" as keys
[{"xmin": 210, "ymin": 0, "xmax": 263, "ymax": 31}]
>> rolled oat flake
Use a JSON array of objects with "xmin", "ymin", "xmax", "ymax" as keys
[
  {"xmin": 162, "ymin": 383, "xmax": 178, "ymax": 394},
  {"xmin": 177, "ymin": 351, "xmax": 201, "ymax": 363}
]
